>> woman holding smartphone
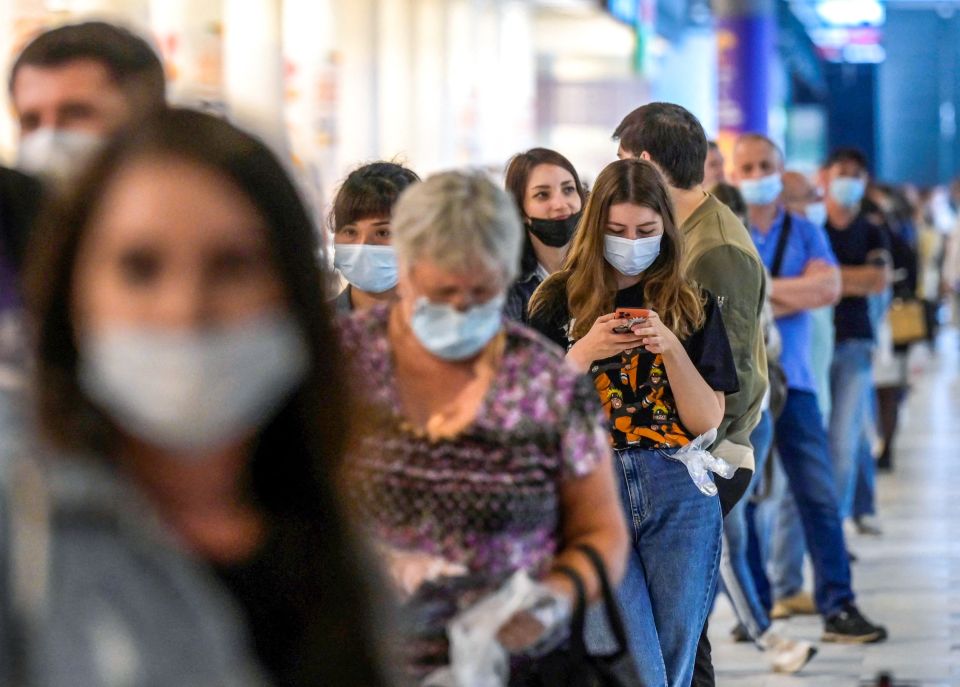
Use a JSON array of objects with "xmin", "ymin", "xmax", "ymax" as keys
[
  {"xmin": 503, "ymin": 148, "xmax": 585, "ymax": 322},
  {"xmin": 528, "ymin": 158, "xmax": 739, "ymax": 687}
]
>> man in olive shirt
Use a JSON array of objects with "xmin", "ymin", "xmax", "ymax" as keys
[{"xmin": 614, "ymin": 103, "xmax": 767, "ymax": 686}]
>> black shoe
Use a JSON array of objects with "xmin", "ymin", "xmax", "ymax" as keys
[
  {"xmin": 730, "ymin": 622, "xmax": 751, "ymax": 643},
  {"xmin": 822, "ymin": 604, "xmax": 887, "ymax": 644}
]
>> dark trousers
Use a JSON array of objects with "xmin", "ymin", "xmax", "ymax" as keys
[{"xmin": 690, "ymin": 466, "xmax": 753, "ymax": 687}]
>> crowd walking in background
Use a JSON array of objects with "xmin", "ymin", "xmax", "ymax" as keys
[{"xmin": 2, "ymin": 17, "xmax": 960, "ymax": 687}]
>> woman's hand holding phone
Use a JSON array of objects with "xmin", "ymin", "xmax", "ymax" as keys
[
  {"xmin": 630, "ymin": 310, "xmax": 679, "ymax": 356},
  {"xmin": 565, "ymin": 312, "xmax": 647, "ymax": 373}
]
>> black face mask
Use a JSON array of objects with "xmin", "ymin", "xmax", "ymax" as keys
[{"xmin": 527, "ymin": 211, "xmax": 582, "ymax": 248}]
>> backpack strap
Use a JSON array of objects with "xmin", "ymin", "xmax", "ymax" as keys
[{"xmin": 770, "ymin": 212, "xmax": 793, "ymax": 278}]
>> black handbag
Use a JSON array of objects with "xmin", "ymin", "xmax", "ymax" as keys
[{"xmin": 515, "ymin": 544, "xmax": 642, "ymax": 687}]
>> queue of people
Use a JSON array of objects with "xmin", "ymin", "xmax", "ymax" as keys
[{"xmin": 2, "ymin": 17, "xmax": 939, "ymax": 687}]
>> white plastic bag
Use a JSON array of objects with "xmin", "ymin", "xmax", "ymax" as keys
[
  {"xmin": 422, "ymin": 570, "xmax": 570, "ymax": 687},
  {"xmin": 671, "ymin": 429, "xmax": 735, "ymax": 496}
]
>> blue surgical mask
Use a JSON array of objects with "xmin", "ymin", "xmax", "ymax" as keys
[
  {"xmin": 604, "ymin": 234, "xmax": 662, "ymax": 276},
  {"xmin": 410, "ymin": 295, "xmax": 505, "ymax": 361},
  {"xmin": 805, "ymin": 201, "xmax": 827, "ymax": 227},
  {"xmin": 829, "ymin": 177, "xmax": 866, "ymax": 209},
  {"xmin": 738, "ymin": 173, "xmax": 783, "ymax": 206},
  {"xmin": 334, "ymin": 244, "xmax": 398, "ymax": 293}
]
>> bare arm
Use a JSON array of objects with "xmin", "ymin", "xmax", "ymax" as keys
[
  {"xmin": 545, "ymin": 454, "xmax": 629, "ymax": 602},
  {"xmin": 770, "ymin": 259, "xmax": 841, "ymax": 317},
  {"xmin": 634, "ymin": 312, "xmax": 725, "ymax": 435},
  {"xmin": 840, "ymin": 248, "xmax": 891, "ymax": 296}
]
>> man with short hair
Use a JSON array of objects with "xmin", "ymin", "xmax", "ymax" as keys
[
  {"xmin": 820, "ymin": 148, "xmax": 891, "ymax": 532},
  {"xmin": 9, "ymin": 21, "xmax": 166, "ymax": 180},
  {"xmin": 614, "ymin": 102, "xmax": 767, "ymax": 685},
  {"xmin": 733, "ymin": 133, "xmax": 886, "ymax": 644}
]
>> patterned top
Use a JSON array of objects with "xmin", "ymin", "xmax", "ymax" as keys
[
  {"xmin": 339, "ymin": 304, "xmax": 610, "ymax": 677},
  {"xmin": 528, "ymin": 281, "xmax": 739, "ymax": 451}
]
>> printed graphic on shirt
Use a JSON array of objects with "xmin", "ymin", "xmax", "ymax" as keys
[{"xmin": 591, "ymin": 351, "xmax": 690, "ymax": 449}]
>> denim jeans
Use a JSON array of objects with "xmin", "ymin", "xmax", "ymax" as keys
[
  {"xmin": 829, "ymin": 339, "xmax": 876, "ymax": 520},
  {"xmin": 720, "ymin": 411, "xmax": 773, "ymax": 640},
  {"xmin": 607, "ymin": 446, "xmax": 722, "ymax": 687},
  {"xmin": 767, "ymin": 477, "xmax": 807, "ymax": 600},
  {"xmin": 774, "ymin": 389, "xmax": 855, "ymax": 616}
]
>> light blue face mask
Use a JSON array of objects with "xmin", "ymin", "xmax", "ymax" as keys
[
  {"xmin": 333, "ymin": 244, "xmax": 398, "ymax": 294},
  {"xmin": 805, "ymin": 201, "xmax": 827, "ymax": 227},
  {"xmin": 410, "ymin": 294, "xmax": 505, "ymax": 361},
  {"xmin": 604, "ymin": 233, "xmax": 662, "ymax": 276},
  {"xmin": 829, "ymin": 177, "xmax": 866, "ymax": 209},
  {"xmin": 738, "ymin": 173, "xmax": 783, "ymax": 206}
]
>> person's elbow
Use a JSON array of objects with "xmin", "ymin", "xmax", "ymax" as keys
[
  {"xmin": 867, "ymin": 266, "xmax": 890, "ymax": 294},
  {"xmin": 685, "ymin": 404, "xmax": 724, "ymax": 438},
  {"xmin": 821, "ymin": 267, "xmax": 842, "ymax": 306}
]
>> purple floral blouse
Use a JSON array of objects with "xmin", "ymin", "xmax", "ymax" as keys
[{"xmin": 339, "ymin": 304, "xmax": 610, "ymax": 677}]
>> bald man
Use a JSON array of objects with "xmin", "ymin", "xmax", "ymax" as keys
[
  {"xmin": 731, "ymin": 133, "xmax": 887, "ymax": 644},
  {"xmin": 781, "ymin": 171, "xmax": 826, "ymax": 227}
]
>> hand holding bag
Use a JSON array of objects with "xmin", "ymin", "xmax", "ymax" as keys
[{"xmin": 515, "ymin": 544, "xmax": 642, "ymax": 687}]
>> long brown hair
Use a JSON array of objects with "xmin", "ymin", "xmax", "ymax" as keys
[
  {"xmin": 530, "ymin": 158, "xmax": 704, "ymax": 340},
  {"xmin": 504, "ymin": 148, "xmax": 586, "ymax": 275},
  {"xmin": 25, "ymin": 108, "xmax": 390, "ymax": 686}
]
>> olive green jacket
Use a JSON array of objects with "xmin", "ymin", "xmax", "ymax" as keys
[{"xmin": 682, "ymin": 193, "xmax": 768, "ymax": 472}]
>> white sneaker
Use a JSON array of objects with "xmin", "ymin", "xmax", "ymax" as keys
[
  {"xmin": 759, "ymin": 631, "xmax": 818, "ymax": 674},
  {"xmin": 855, "ymin": 514, "xmax": 883, "ymax": 536}
]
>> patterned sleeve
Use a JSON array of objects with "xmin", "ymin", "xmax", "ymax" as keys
[{"xmin": 560, "ymin": 374, "xmax": 613, "ymax": 480}]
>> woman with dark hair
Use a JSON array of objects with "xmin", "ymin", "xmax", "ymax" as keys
[
  {"xmin": 330, "ymin": 161, "xmax": 420, "ymax": 313},
  {"xmin": 529, "ymin": 158, "xmax": 739, "ymax": 687},
  {"xmin": 5, "ymin": 108, "xmax": 391, "ymax": 686},
  {"xmin": 503, "ymin": 148, "xmax": 585, "ymax": 322}
]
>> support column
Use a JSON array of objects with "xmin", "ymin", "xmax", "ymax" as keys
[
  {"xmin": 715, "ymin": 0, "xmax": 775, "ymax": 153},
  {"xmin": 223, "ymin": 0, "xmax": 287, "ymax": 156}
]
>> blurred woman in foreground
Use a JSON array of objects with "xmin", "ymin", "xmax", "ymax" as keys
[{"xmin": 3, "ymin": 108, "xmax": 390, "ymax": 686}]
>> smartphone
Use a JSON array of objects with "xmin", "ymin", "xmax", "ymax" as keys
[{"xmin": 613, "ymin": 308, "xmax": 650, "ymax": 334}]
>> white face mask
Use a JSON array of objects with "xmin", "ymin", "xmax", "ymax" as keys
[
  {"xmin": 603, "ymin": 233, "xmax": 662, "ymax": 276},
  {"xmin": 78, "ymin": 311, "xmax": 309, "ymax": 456},
  {"xmin": 410, "ymin": 295, "xmax": 505, "ymax": 361},
  {"xmin": 738, "ymin": 173, "xmax": 783, "ymax": 206},
  {"xmin": 805, "ymin": 201, "xmax": 827, "ymax": 227},
  {"xmin": 17, "ymin": 127, "xmax": 103, "ymax": 183},
  {"xmin": 333, "ymin": 244, "xmax": 398, "ymax": 294}
]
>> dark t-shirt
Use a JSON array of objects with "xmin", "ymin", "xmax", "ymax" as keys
[
  {"xmin": 826, "ymin": 215, "xmax": 891, "ymax": 343},
  {"xmin": 528, "ymin": 280, "xmax": 739, "ymax": 450}
]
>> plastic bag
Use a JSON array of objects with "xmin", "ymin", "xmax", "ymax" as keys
[
  {"xmin": 671, "ymin": 429, "xmax": 735, "ymax": 497},
  {"xmin": 422, "ymin": 570, "xmax": 571, "ymax": 687}
]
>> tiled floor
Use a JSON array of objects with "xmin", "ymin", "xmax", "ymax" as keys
[{"xmin": 708, "ymin": 331, "xmax": 960, "ymax": 686}]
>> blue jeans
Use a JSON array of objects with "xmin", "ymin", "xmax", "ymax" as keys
[
  {"xmin": 829, "ymin": 339, "xmax": 876, "ymax": 520},
  {"xmin": 610, "ymin": 447, "xmax": 722, "ymax": 687},
  {"xmin": 721, "ymin": 411, "xmax": 773, "ymax": 640},
  {"xmin": 767, "ymin": 477, "xmax": 807, "ymax": 600},
  {"xmin": 775, "ymin": 389, "xmax": 855, "ymax": 616}
]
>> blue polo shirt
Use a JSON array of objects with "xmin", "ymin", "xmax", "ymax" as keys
[{"xmin": 750, "ymin": 208, "xmax": 838, "ymax": 393}]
